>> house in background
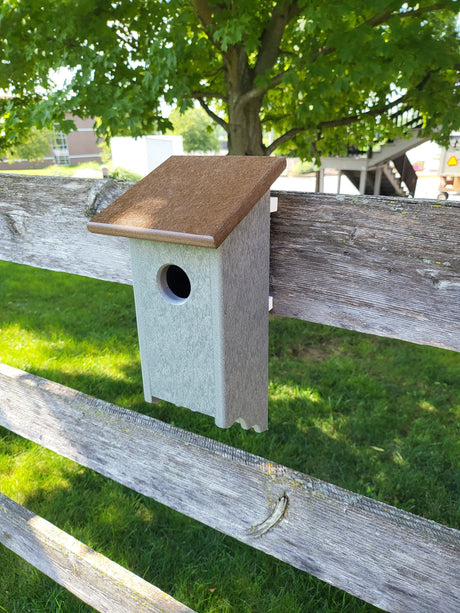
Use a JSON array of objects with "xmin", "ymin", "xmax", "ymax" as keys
[
  {"xmin": 51, "ymin": 116, "xmax": 103, "ymax": 166},
  {"xmin": 0, "ymin": 116, "xmax": 103, "ymax": 170}
]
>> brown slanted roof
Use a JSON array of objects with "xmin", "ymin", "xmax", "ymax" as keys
[{"xmin": 88, "ymin": 155, "xmax": 286, "ymax": 248}]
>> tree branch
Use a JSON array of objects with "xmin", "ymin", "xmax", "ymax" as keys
[
  {"xmin": 266, "ymin": 128, "xmax": 304, "ymax": 155},
  {"xmin": 234, "ymin": 69, "xmax": 292, "ymax": 111},
  {"xmin": 365, "ymin": 3, "xmax": 452, "ymax": 28},
  {"xmin": 265, "ymin": 97, "xmax": 406, "ymax": 154},
  {"xmin": 223, "ymin": 2, "xmax": 453, "ymax": 114},
  {"xmin": 364, "ymin": 8, "xmax": 395, "ymax": 27},
  {"xmin": 310, "ymin": 3, "xmax": 454, "ymax": 64},
  {"xmin": 266, "ymin": 67, "xmax": 442, "ymax": 154},
  {"xmin": 190, "ymin": 0, "xmax": 224, "ymax": 53},
  {"xmin": 261, "ymin": 112, "xmax": 294, "ymax": 125},
  {"xmin": 191, "ymin": 90, "xmax": 226, "ymax": 102},
  {"xmin": 191, "ymin": 0, "xmax": 213, "ymax": 27},
  {"xmin": 318, "ymin": 97, "xmax": 407, "ymax": 130},
  {"xmin": 269, "ymin": 70, "xmax": 291, "ymax": 90},
  {"xmin": 317, "ymin": 68, "xmax": 440, "ymax": 131},
  {"xmin": 197, "ymin": 98, "xmax": 229, "ymax": 132},
  {"xmin": 397, "ymin": 3, "xmax": 454, "ymax": 20},
  {"xmin": 254, "ymin": 1, "xmax": 303, "ymax": 78}
]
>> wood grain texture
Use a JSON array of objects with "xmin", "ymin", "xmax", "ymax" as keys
[
  {"xmin": 0, "ymin": 493, "xmax": 195, "ymax": 613},
  {"xmin": 88, "ymin": 155, "xmax": 286, "ymax": 248},
  {"xmin": 1, "ymin": 362, "xmax": 459, "ymax": 613},
  {"xmin": 270, "ymin": 191, "xmax": 460, "ymax": 351},
  {"xmin": 0, "ymin": 175, "xmax": 458, "ymax": 349},
  {"xmin": 0, "ymin": 174, "xmax": 133, "ymax": 284}
]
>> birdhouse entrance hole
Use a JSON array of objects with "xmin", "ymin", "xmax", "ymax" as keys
[{"xmin": 158, "ymin": 264, "xmax": 191, "ymax": 304}]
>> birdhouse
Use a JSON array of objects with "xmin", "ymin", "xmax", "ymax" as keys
[{"xmin": 88, "ymin": 156, "xmax": 285, "ymax": 431}]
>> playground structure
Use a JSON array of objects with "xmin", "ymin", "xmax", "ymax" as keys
[
  {"xmin": 438, "ymin": 134, "xmax": 460, "ymax": 200},
  {"xmin": 319, "ymin": 106, "xmax": 427, "ymax": 198}
]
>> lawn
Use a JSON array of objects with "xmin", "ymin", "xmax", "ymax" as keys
[
  {"xmin": 0, "ymin": 161, "xmax": 141, "ymax": 181},
  {"xmin": 0, "ymin": 162, "xmax": 104, "ymax": 177},
  {"xmin": 0, "ymin": 260, "xmax": 458, "ymax": 612}
]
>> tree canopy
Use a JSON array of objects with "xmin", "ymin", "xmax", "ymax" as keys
[
  {"xmin": 0, "ymin": 1, "xmax": 459, "ymax": 158},
  {"xmin": 1, "ymin": 127, "xmax": 52, "ymax": 163}
]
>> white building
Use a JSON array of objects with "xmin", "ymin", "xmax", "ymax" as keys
[{"xmin": 110, "ymin": 135, "xmax": 184, "ymax": 177}]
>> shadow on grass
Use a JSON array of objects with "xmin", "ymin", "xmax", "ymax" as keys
[
  {"xmin": 11, "ymin": 352, "xmax": 460, "ymax": 529},
  {"xmin": 1, "ymin": 261, "xmax": 459, "ymax": 525},
  {"xmin": 5, "ymin": 464, "xmax": 377, "ymax": 613},
  {"xmin": 0, "ymin": 261, "xmax": 459, "ymax": 611}
]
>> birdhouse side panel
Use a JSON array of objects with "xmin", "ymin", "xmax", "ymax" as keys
[
  {"xmin": 217, "ymin": 192, "xmax": 270, "ymax": 431},
  {"xmin": 129, "ymin": 239, "xmax": 223, "ymax": 416}
]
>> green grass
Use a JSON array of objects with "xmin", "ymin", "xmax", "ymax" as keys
[
  {"xmin": 0, "ymin": 260, "xmax": 459, "ymax": 612},
  {"xmin": 0, "ymin": 161, "xmax": 105, "ymax": 177},
  {"xmin": 0, "ymin": 161, "xmax": 141, "ymax": 181}
]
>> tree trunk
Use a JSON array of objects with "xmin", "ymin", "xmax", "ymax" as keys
[
  {"xmin": 227, "ymin": 101, "xmax": 265, "ymax": 156},
  {"xmin": 224, "ymin": 46, "xmax": 266, "ymax": 156}
]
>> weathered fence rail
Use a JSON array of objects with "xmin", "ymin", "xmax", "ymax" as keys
[
  {"xmin": 1, "ymin": 174, "xmax": 458, "ymax": 350},
  {"xmin": 270, "ymin": 191, "xmax": 459, "ymax": 351},
  {"xmin": 1, "ymin": 362, "xmax": 459, "ymax": 612},
  {"xmin": 0, "ymin": 174, "xmax": 459, "ymax": 612},
  {"xmin": 0, "ymin": 491, "xmax": 194, "ymax": 613}
]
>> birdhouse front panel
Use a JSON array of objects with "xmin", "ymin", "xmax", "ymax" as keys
[{"xmin": 129, "ymin": 237, "xmax": 221, "ymax": 418}]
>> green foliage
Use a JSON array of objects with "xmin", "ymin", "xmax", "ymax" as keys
[
  {"xmin": 2, "ymin": 127, "xmax": 52, "ymax": 162},
  {"xmin": 109, "ymin": 166, "xmax": 142, "ymax": 181},
  {"xmin": 169, "ymin": 107, "xmax": 220, "ymax": 153},
  {"xmin": 292, "ymin": 160, "xmax": 317, "ymax": 175},
  {"xmin": 0, "ymin": 1, "xmax": 458, "ymax": 157},
  {"xmin": 0, "ymin": 261, "xmax": 459, "ymax": 611}
]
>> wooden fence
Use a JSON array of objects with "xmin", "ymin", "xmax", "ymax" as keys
[{"xmin": 0, "ymin": 174, "xmax": 459, "ymax": 612}]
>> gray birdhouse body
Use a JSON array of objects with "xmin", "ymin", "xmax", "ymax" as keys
[{"xmin": 88, "ymin": 156, "xmax": 286, "ymax": 431}]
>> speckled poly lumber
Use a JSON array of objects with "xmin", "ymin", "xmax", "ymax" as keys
[
  {"xmin": 129, "ymin": 193, "xmax": 270, "ymax": 432},
  {"xmin": 88, "ymin": 155, "xmax": 285, "ymax": 248}
]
